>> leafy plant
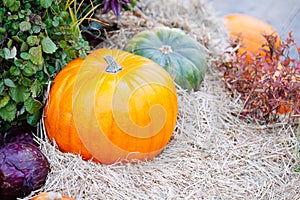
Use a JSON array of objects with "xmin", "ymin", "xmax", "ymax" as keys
[
  {"xmin": 217, "ymin": 32, "xmax": 300, "ymax": 123},
  {"xmin": 0, "ymin": 0, "xmax": 90, "ymax": 132}
]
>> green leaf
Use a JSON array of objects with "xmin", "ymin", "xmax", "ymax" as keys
[
  {"xmin": 21, "ymin": 61, "xmax": 37, "ymax": 77},
  {"xmin": 40, "ymin": 0, "xmax": 52, "ymax": 8},
  {"xmin": 31, "ymin": 80, "xmax": 43, "ymax": 98},
  {"xmin": 21, "ymin": 77, "xmax": 32, "ymax": 87},
  {"xmin": 60, "ymin": 11, "xmax": 69, "ymax": 21},
  {"xmin": 9, "ymin": 66, "xmax": 21, "ymax": 76},
  {"xmin": 32, "ymin": 25, "xmax": 41, "ymax": 33},
  {"xmin": 59, "ymin": 40, "xmax": 67, "ymax": 49},
  {"xmin": 0, "ymin": 49, "xmax": 4, "ymax": 58},
  {"xmin": 0, "ymin": 81, "xmax": 4, "ymax": 94},
  {"xmin": 12, "ymin": 14, "xmax": 18, "ymax": 20},
  {"xmin": 22, "ymin": 65, "xmax": 35, "ymax": 76},
  {"xmin": 14, "ymin": 59, "xmax": 23, "ymax": 67},
  {"xmin": 0, "ymin": 10, "xmax": 4, "ymax": 24},
  {"xmin": 18, "ymin": 12, "xmax": 25, "ymax": 19},
  {"xmin": 24, "ymin": 97, "xmax": 43, "ymax": 114},
  {"xmin": 9, "ymin": 85, "xmax": 31, "ymax": 103},
  {"xmin": 0, "ymin": 101, "xmax": 17, "ymax": 122},
  {"xmin": 29, "ymin": 45, "xmax": 44, "ymax": 65},
  {"xmin": 21, "ymin": 42, "xmax": 28, "ymax": 51},
  {"xmin": 3, "ymin": 0, "xmax": 14, "ymax": 7},
  {"xmin": 20, "ymin": 52, "xmax": 31, "ymax": 60},
  {"xmin": 26, "ymin": 36, "xmax": 39, "ymax": 46},
  {"xmin": 7, "ymin": 40, "xmax": 13, "ymax": 48},
  {"xmin": 4, "ymin": 47, "xmax": 17, "ymax": 59},
  {"xmin": 18, "ymin": 105, "xmax": 26, "ymax": 116},
  {"xmin": 45, "ymin": 18, "xmax": 52, "ymax": 28},
  {"xmin": 4, "ymin": 78, "xmax": 16, "ymax": 88},
  {"xmin": 0, "ymin": 27, "xmax": 6, "ymax": 34},
  {"xmin": 19, "ymin": 21, "xmax": 31, "ymax": 32},
  {"xmin": 52, "ymin": 19, "xmax": 59, "ymax": 27},
  {"xmin": 27, "ymin": 110, "xmax": 41, "ymax": 126},
  {"xmin": 3, "ymin": 0, "xmax": 20, "ymax": 12},
  {"xmin": 41, "ymin": 37, "xmax": 58, "ymax": 54},
  {"xmin": 12, "ymin": 35, "xmax": 24, "ymax": 43},
  {"xmin": 0, "ymin": 94, "xmax": 10, "ymax": 109},
  {"xmin": 12, "ymin": 23, "xmax": 19, "ymax": 32}
]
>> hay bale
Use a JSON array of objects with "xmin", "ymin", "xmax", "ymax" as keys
[{"xmin": 25, "ymin": 0, "xmax": 300, "ymax": 199}]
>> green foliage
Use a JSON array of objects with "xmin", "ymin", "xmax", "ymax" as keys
[{"xmin": 0, "ymin": 0, "xmax": 90, "ymax": 132}]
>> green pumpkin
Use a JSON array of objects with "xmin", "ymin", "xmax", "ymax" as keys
[{"xmin": 124, "ymin": 27, "xmax": 207, "ymax": 91}]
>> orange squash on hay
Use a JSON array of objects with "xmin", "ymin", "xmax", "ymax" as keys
[
  {"xmin": 44, "ymin": 48, "xmax": 178, "ymax": 164},
  {"xmin": 31, "ymin": 192, "xmax": 75, "ymax": 200},
  {"xmin": 224, "ymin": 13, "xmax": 280, "ymax": 60}
]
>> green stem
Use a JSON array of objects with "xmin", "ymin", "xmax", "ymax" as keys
[{"xmin": 104, "ymin": 56, "xmax": 122, "ymax": 73}]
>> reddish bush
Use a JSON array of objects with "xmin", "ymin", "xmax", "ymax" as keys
[{"xmin": 217, "ymin": 32, "xmax": 300, "ymax": 123}]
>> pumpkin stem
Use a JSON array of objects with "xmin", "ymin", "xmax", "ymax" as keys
[
  {"xmin": 159, "ymin": 45, "xmax": 173, "ymax": 54},
  {"xmin": 104, "ymin": 56, "xmax": 122, "ymax": 73}
]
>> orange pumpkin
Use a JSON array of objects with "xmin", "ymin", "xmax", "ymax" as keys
[
  {"xmin": 44, "ymin": 48, "xmax": 178, "ymax": 164},
  {"xmin": 31, "ymin": 192, "xmax": 75, "ymax": 200},
  {"xmin": 224, "ymin": 14, "xmax": 280, "ymax": 60}
]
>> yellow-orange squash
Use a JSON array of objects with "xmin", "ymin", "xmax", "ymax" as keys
[
  {"xmin": 224, "ymin": 14, "xmax": 280, "ymax": 59},
  {"xmin": 44, "ymin": 48, "xmax": 178, "ymax": 164}
]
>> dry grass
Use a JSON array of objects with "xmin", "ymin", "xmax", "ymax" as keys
[{"xmin": 23, "ymin": 0, "xmax": 300, "ymax": 199}]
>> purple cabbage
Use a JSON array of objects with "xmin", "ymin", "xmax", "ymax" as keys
[
  {"xmin": 3, "ymin": 125, "xmax": 36, "ymax": 145},
  {"xmin": 0, "ymin": 142, "xmax": 50, "ymax": 200}
]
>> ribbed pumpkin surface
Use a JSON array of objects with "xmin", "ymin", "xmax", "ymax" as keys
[
  {"xmin": 124, "ymin": 27, "xmax": 207, "ymax": 91},
  {"xmin": 44, "ymin": 48, "xmax": 178, "ymax": 164}
]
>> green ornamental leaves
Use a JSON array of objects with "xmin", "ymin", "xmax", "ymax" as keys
[
  {"xmin": 3, "ymin": 47, "xmax": 17, "ymax": 59},
  {"xmin": 19, "ymin": 21, "xmax": 31, "ymax": 32},
  {"xmin": 29, "ymin": 45, "xmax": 44, "ymax": 65},
  {"xmin": 4, "ymin": 79, "xmax": 16, "ymax": 88},
  {"xmin": 41, "ymin": 37, "xmax": 58, "ymax": 54},
  {"xmin": 0, "ymin": 95, "xmax": 10, "ymax": 109},
  {"xmin": 0, "ymin": 102, "xmax": 17, "ymax": 122},
  {"xmin": 2, "ymin": 0, "xmax": 20, "ymax": 12},
  {"xmin": 40, "ymin": 0, "xmax": 53, "ymax": 8},
  {"xmin": 9, "ymin": 85, "xmax": 31, "ymax": 103},
  {"xmin": 0, "ymin": 0, "xmax": 90, "ymax": 131},
  {"xmin": 24, "ymin": 97, "xmax": 43, "ymax": 114},
  {"xmin": 27, "ymin": 36, "xmax": 39, "ymax": 46}
]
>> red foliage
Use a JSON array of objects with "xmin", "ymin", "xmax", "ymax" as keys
[{"xmin": 217, "ymin": 32, "xmax": 300, "ymax": 123}]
